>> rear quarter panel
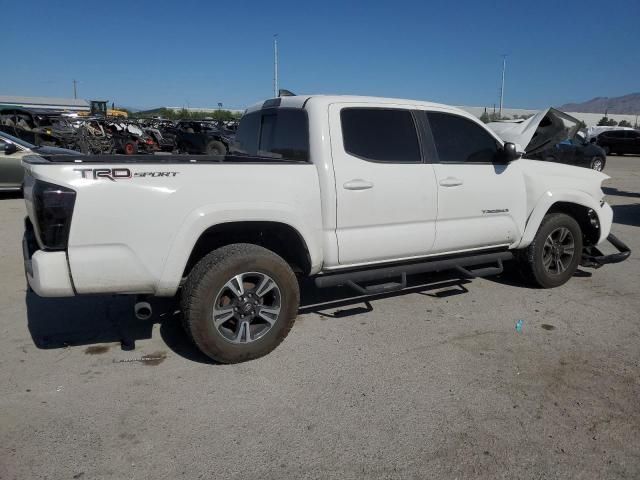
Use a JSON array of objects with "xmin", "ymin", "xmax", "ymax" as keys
[{"xmin": 27, "ymin": 161, "xmax": 323, "ymax": 295}]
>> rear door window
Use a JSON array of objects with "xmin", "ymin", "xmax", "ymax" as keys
[
  {"xmin": 232, "ymin": 109, "xmax": 309, "ymax": 162},
  {"xmin": 340, "ymin": 108, "xmax": 421, "ymax": 163}
]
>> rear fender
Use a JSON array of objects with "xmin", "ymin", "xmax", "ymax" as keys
[{"xmin": 155, "ymin": 204, "xmax": 323, "ymax": 296}]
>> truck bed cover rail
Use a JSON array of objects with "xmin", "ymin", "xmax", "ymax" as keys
[{"xmin": 23, "ymin": 153, "xmax": 309, "ymax": 165}]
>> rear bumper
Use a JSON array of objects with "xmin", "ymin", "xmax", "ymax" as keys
[
  {"xmin": 581, "ymin": 233, "xmax": 631, "ymax": 268},
  {"xmin": 23, "ymin": 221, "xmax": 74, "ymax": 297}
]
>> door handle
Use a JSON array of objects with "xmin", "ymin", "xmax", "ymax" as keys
[
  {"xmin": 439, "ymin": 177, "xmax": 464, "ymax": 187},
  {"xmin": 343, "ymin": 179, "xmax": 374, "ymax": 190}
]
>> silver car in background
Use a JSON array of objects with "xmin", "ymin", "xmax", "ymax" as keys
[{"xmin": 0, "ymin": 132, "xmax": 79, "ymax": 191}]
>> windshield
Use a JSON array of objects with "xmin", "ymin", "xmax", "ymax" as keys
[{"xmin": 0, "ymin": 131, "xmax": 35, "ymax": 149}]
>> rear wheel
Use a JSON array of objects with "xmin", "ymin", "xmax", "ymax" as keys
[
  {"xmin": 206, "ymin": 140, "xmax": 226, "ymax": 156},
  {"xmin": 518, "ymin": 213, "xmax": 583, "ymax": 288},
  {"xmin": 123, "ymin": 141, "xmax": 137, "ymax": 155},
  {"xmin": 181, "ymin": 244, "xmax": 299, "ymax": 363},
  {"xmin": 590, "ymin": 155, "xmax": 605, "ymax": 171}
]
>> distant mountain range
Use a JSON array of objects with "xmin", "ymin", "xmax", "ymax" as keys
[{"xmin": 560, "ymin": 93, "xmax": 640, "ymax": 114}]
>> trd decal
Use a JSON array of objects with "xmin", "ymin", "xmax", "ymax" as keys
[{"xmin": 75, "ymin": 168, "xmax": 178, "ymax": 181}]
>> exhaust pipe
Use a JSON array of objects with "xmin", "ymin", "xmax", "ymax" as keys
[{"xmin": 134, "ymin": 301, "xmax": 153, "ymax": 320}]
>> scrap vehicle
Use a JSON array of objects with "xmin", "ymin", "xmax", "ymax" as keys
[
  {"xmin": 173, "ymin": 120, "xmax": 234, "ymax": 155},
  {"xmin": 0, "ymin": 131, "xmax": 78, "ymax": 191},
  {"xmin": 595, "ymin": 129, "xmax": 640, "ymax": 155},
  {"xmin": 488, "ymin": 108, "xmax": 607, "ymax": 171},
  {"xmin": 135, "ymin": 119, "xmax": 177, "ymax": 152},
  {"xmin": 0, "ymin": 108, "xmax": 114, "ymax": 154},
  {"xmin": 21, "ymin": 95, "xmax": 630, "ymax": 364},
  {"xmin": 0, "ymin": 108, "xmax": 83, "ymax": 151},
  {"xmin": 105, "ymin": 120, "xmax": 159, "ymax": 155}
]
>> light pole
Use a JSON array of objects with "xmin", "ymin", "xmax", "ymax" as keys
[
  {"xmin": 499, "ymin": 55, "xmax": 507, "ymax": 119},
  {"xmin": 73, "ymin": 79, "xmax": 78, "ymax": 99},
  {"xmin": 273, "ymin": 34, "xmax": 279, "ymax": 98}
]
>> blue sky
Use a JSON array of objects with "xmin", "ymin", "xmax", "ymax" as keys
[{"xmin": 4, "ymin": 0, "xmax": 639, "ymax": 110}]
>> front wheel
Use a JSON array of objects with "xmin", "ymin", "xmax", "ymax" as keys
[
  {"xmin": 590, "ymin": 155, "xmax": 605, "ymax": 171},
  {"xmin": 518, "ymin": 213, "xmax": 583, "ymax": 288},
  {"xmin": 181, "ymin": 244, "xmax": 299, "ymax": 363}
]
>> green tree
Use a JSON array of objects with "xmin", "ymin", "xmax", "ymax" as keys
[
  {"xmin": 597, "ymin": 116, "xmax": 617, "ymax": 126},
  {"xmin": 577, "ymin": 120, "xmax": 587, "ymax": 130},
  {"xmin": 618, "ymin": 119, "xmax": 632, "ymax": 128},
  {"xmin": 479, "ymin": 111, "xmax": 490, "ymax": 123}
]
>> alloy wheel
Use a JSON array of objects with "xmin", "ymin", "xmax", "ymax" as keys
[
  {"xmin": 592, "ymin": 157, "xmax": 603, "ymax": 171},
  {"xmin": 542, "ymin": 227, "xmax": 575, "ymax": 275},
  {"xmin": 212, "ymin": 272, "xmax": 282, "ymax": 344}
]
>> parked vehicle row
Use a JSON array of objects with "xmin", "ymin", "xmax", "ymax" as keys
[{"xmin": 0, "ymin": 107, "xmax": 238, "ymax": 156}]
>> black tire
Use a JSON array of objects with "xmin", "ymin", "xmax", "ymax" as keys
[
  {"xmin": 181, "ymin": 243, "xmax": 299, "ymax": 363},
  {"xmin": 122, "ymin": 141, "xmax": 137, "ymax": 155},
  {"xmin": 590, "ymin": 155, "xmax": 605, "ymax": 171},
  {"xmin": 518, "ymin": 213, "xmax": 583, "ymax": 289},
  {"xmin": 206, "ymin": 140, "xmax": 226, "ymax": 156}
]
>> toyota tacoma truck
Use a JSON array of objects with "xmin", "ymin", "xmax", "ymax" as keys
[{"xmin": 21, "ymin": 95, "xmax": 630, "ymax": 363}]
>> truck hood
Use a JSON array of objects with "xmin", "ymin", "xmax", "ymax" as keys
[{"xmin": 488, "ymin": 108, "xmax": 581, "ymax": 155}]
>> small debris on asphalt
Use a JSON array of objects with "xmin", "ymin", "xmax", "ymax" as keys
[{"xmin": 515, "ymin": 319, "xmax": 524, "ymax": 332}]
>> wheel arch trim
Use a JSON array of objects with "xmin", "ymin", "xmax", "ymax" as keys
[{"xmin": 155, "ymin": 204, "xmax": 322, "ymax": 296}]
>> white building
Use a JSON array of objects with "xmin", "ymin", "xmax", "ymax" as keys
[{"xmin": 0, "ymin": 95, "xmax": 90, "ymax": 112}]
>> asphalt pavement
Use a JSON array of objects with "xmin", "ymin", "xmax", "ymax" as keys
[{"xmin": 1, "ymin": 156, "xmax": 639, "ymax": 479}]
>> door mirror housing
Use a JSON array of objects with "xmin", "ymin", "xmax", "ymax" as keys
[
  {"xmin": 499, "ymin": 142, "xmax": 522, "ymax": 162},
  {"xmin": 4, "ymin": 142, "xmax": 18, "ymax": 155}
]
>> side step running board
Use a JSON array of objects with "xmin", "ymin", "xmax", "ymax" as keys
[
  {"xmin": 315, "ymin": 251, "xmax": 512, "ymax": 291},
  {"xmin": 455, "ymin": 259, "xmax": 505, "ymax": 279}
]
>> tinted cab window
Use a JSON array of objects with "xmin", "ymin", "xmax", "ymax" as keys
[
  {"xmin": 232, "ymin": 109, "xmax": 309, "ymax": 161},
  {"xmin": 427, "ymin": 112, "xmax": 499, "ymax": 163},
  {"xmin": 341, "ymin": 108, "xmax": 421, "ymax": 163}
]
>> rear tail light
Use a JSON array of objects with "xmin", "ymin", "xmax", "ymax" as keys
[{"xmin": 32, "ymin": 181, "xmax": 76, "ymax": 250}]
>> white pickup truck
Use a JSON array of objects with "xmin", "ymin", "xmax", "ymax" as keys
[{"xmin": 22, "ymin": 95, "xmax": 630, "ymax": 363}]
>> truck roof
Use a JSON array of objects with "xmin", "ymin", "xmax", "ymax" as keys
[{"xmin": 245, "ymin": 95, "xmax": 467, "ymax": 116}]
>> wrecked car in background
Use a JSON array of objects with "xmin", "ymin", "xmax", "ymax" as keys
[
  {"xmin": 0, "ymin": 107, "xmax": 171, "ymax": 155},
  {"xmin": 173, "ymin": 120, "xmax": 235, "ymax": 155},
  {"xmin": 0, "ymin": 108, "xmax": 84, "ymax": 151},
  {"xmin": 488, "ymin": 108, "xmax": 607, "ymax": 171}
]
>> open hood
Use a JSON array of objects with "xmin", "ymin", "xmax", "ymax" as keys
[{"xmin": 488, "ymin": 108, "xmax": 581, "ymax": 155}]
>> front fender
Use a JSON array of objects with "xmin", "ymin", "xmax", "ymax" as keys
[
  {"xmin": 155, "ymin": 203, "xmax": 323, "ymax": 296},
  {"xmin": 516, "ymin": 189, "xmax": 607, "ymax": 249}
]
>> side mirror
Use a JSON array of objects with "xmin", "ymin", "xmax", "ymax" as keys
[
  {"xmin": 500, "ymin": 142, "xmax": 521, "ymax": 162},
  {"xmin": 4, "ymin": 143, "xmax": 18, "ymax": 155}
]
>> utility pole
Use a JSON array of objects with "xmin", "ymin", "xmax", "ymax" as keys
[
  {"xmin": 273, "ymin": 34, "xmax": 279, "ymax": 98},
  {"xmin": 73, "ymin": 79, "xmax": 78, "ymax": 99},
  {"xmin": 499, "ymin": 55, "xmax": 507, "ymax": 119}
]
